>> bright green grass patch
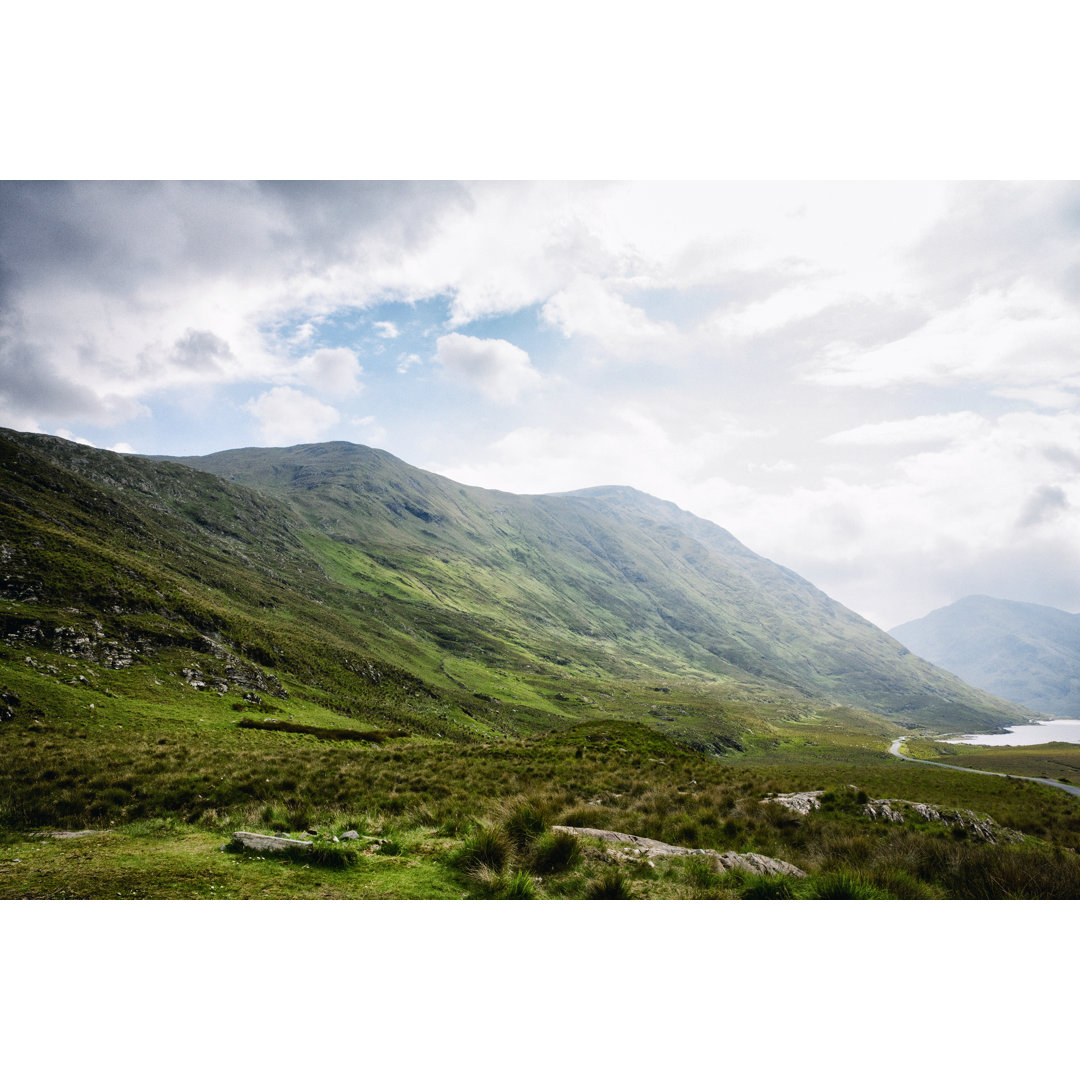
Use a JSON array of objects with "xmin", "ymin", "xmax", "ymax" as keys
[{"xmin": 0, "ymin": 825, "xmax": 466, "ymax": 899}]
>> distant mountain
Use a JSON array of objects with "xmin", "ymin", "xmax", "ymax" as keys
[
  {"xmin": 891, "ymin": 595, "xmax": 1080, "ymax": 717},
  {"xmin": 0, "ymin": 429, "xmax": 1026, "ymax": 743}
]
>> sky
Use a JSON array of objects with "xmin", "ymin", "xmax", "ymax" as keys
[{"xmin": 3, "ymin": 179, "xmax": 1080, "ymax": 630}]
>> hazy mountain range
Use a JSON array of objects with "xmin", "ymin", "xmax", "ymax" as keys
[
  {"xmin": 1, "ymin": 428, "xmax": 1027, "ymax": 740},
  {"xmin": 891, "ymin": 595, "xmax": 1080, "ymax": 718}
]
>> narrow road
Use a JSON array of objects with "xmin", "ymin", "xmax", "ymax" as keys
[{"xmin": 889, "ymin": 738, "xmax": 1080, "ymax": 798}]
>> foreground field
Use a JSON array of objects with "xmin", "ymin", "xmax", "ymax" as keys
[{"xmin": 5, "ymin": 669, "xmax": 1080, "ymax": 898}]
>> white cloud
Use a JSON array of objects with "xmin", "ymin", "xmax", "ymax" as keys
[
  {"xmin": 747, "ymin": 459, "xmax": 797, "ymax": 473},
  {"xmin": 434, "ymin": 333, "xmax": 541, "ymax": 402},
  {"xmin": 55, "ymin": 429, "xmax": 95, "ymax": 446},
  {"xmin": 428, "ymin": 402, "xmax": 771, "ymax": 505},
  {"xmin": 373, "ymin": 321, "xmax": 399, "ymax": 338},
  {"xmin": 244, "ymin": 387, "xmax": 340, "ymax": 445},
  {"xmin": 350, "ymin": 414, "xmax": 387, "ymax": 446},
  {"xmin": 808, "ymin": 282, "xmax": 1080, "ymax": 395},
  {"xmin": 295, "ymin": 347, "xmax": 364, "ymax": 396},
  {"xmin": 823, "ymin": 412, "xmax": 989, "ymax": 447},
  {"xmin": 541, "ymin": 276, "xmax": 674, "ymax": 356},
  {"xmin": 396, "ymin": 352, "xmax": 422, "ymax": 374},
  {"xmin": 705, "ymin": 410, "xmax": 1080, "ymax": 626}
]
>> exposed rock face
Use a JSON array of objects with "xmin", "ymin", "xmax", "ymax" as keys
[
  {"xmin": 761, "ymin": 791, "xmax": 825, "ymax": 815},
  {"xmin": 551, "ymin": 825, "xmax": 806, "ymax": 877}
]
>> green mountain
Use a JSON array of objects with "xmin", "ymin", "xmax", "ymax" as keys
[
  {"xmin": 160, "ymin": 439, "xmax": 1021, "ymax": 731},
  {"xmin": 891, "ymin": 595, "xmax": 1080, "ymax": 717},
  {"xmin": 0, "ymin": 428, "xmax": 1025, "ymax": 752}
]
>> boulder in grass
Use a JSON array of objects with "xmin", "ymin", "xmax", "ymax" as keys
[
  {"xmin": 231, "ymin": 831, "xmax": 313, "ymax": 853},
  {"xmin": 550, "ymin": 825, "xmax": 806, "ymax": 877}
]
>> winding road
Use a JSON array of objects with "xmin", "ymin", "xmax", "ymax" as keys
[{"xmin": 889, "ymin": 738, "xmax": 1080, "ymax": 798}]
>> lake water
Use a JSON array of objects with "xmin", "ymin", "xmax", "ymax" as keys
[{"xmin": 947, "ymin": 717, "xmax": 1080, "ymax": 746}]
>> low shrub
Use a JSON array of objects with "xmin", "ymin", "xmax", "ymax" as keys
[
  {"xmin": 501, "ymin": 798, "xmax": 547, "ymax": 853},
  {"xmin": 740, "ymin": 874, "xmax": 797, "ymax": 900},
  {"xmin": 808, "ymin": 872, "xmax": 886, "ymax": 900},
  {"xmin": 530, "ymin": 829, "xmax": 581, "ymax": 874},
  {"xmin": 456, "ymin": 825, "xmax": 511, "ymax": 873},
  {"xmin": 308, "ymin": 840, "xmax": 359, "ymax": 869},
  {"xmin": 684, "ymin": 856, "xmax": 723, "ymax": 893},
  {"xmin": 586, "ymin": 868, "xmax": 634, "ymax": 900},
  {"xmin": 501, "ymin": 870, "xmax": 537, "ymax": 899},
  {"xmin": 468, "ymin": 865, "xmax": 505, "ymax": 898}
]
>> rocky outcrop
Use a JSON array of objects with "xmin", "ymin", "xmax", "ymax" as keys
[
  {"xmin": 863, "ymin": 799, "xmax": 1023, "ymax": 843},
  {"xmin": 760, "ymin": 790, "xmax": 1024, "ymax": 844},
  {"xmin": 551, "ymin": 825, "xmax": 806, "ymax": 877},
  {"xmin": 761, "ymin": 790, "xmax": 825, "ymax": 815}
]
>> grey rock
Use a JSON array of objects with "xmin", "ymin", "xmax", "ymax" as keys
[
  {"xmin": 863, "ymin": 799, "xmax": 1022, "ymax": 843},
  {"xmin": 761, "ymin": 791, "xmax": 1022, "ymax": 844},
  {"xmin": 232, "ymin": 831, "xmax": 313, "ymax": 853},
  {"xmin": 551, "ymin": 825, "xmax": 806, "ymax": 877},
  {"xmin": 761, "ymin": 790, "xmax": 825, "ymax": 815},
  {"xmin": 339, "ymin": 830, "xmax": 360, "ymax": 840}
]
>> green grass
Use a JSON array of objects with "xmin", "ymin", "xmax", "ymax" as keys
[
  {"xmin": 912, "ymin": 740, "xmax": 1080, "ymax": 786},
  {"xmin": 5, "ymin": 644, "xmax": 1080, "ymax": 900}
]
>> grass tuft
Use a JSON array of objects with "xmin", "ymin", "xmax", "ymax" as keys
[
  {"xmin": 500, "ymin": 798, "xmax": 548, "ymax": 853},
  {"xmin": 501, "ymin": 869, "xmax": 538, "ymax": 899},
  {"xmin": 585, "ymin": 867, "xmax": 634, "ymax": 900},
  {"xmin": 530, "ymin": 829, "xmax": 582, "ymax": 874},
  {"xmin": 455, "ymin": 825, "xmax": 512, "ymax": 873},
  {"xmin": 740, "ymin": 874, "xmax": 797, "ymax": 900},
  {"xmin": 807, "ymin": 871, "xmax": 886, "ymax": 900}
]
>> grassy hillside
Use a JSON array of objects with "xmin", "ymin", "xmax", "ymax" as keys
[
  {"xmin": 891, "ymin": 595, "xmax": 1080, "ymax": 717},
  {"xmin": 6, "ymin": 429, "xmax": 1072, "ymax": 900},
  {"xmin": 166, "ymin": 440, "xmax": 1025, "ymax": 731}
]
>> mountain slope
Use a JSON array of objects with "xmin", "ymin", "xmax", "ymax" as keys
[
  {"xmin": 158, "ymin": 439, "xmax": 1026, "ymax": 731},
  {"xmin": 891, "ymin": 595, "xmax": 1080, "ymax": 717}
]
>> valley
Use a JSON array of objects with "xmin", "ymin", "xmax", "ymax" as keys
[{"xmin": 3, "ymin": 428, "xmax": 1078, "ymax": 899}]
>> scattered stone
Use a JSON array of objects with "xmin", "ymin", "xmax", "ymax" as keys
[
  {"xmin": 551, "ymin": 825, "xmax": 806, "ymax": 877},
  {"xmin": 304, "ymin": 827, "xmax": 318, "ymax": 836},
  {"xmin": 231, "ymin": 831, "xmax": 313, "ymax": 853},
  {"xmin": 762, "ymin": 791, "xmax": 825, "ymax": 815},
  {"xmin": 339, "ymin": 830, "xmax": 360, "ymax": 840}
]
